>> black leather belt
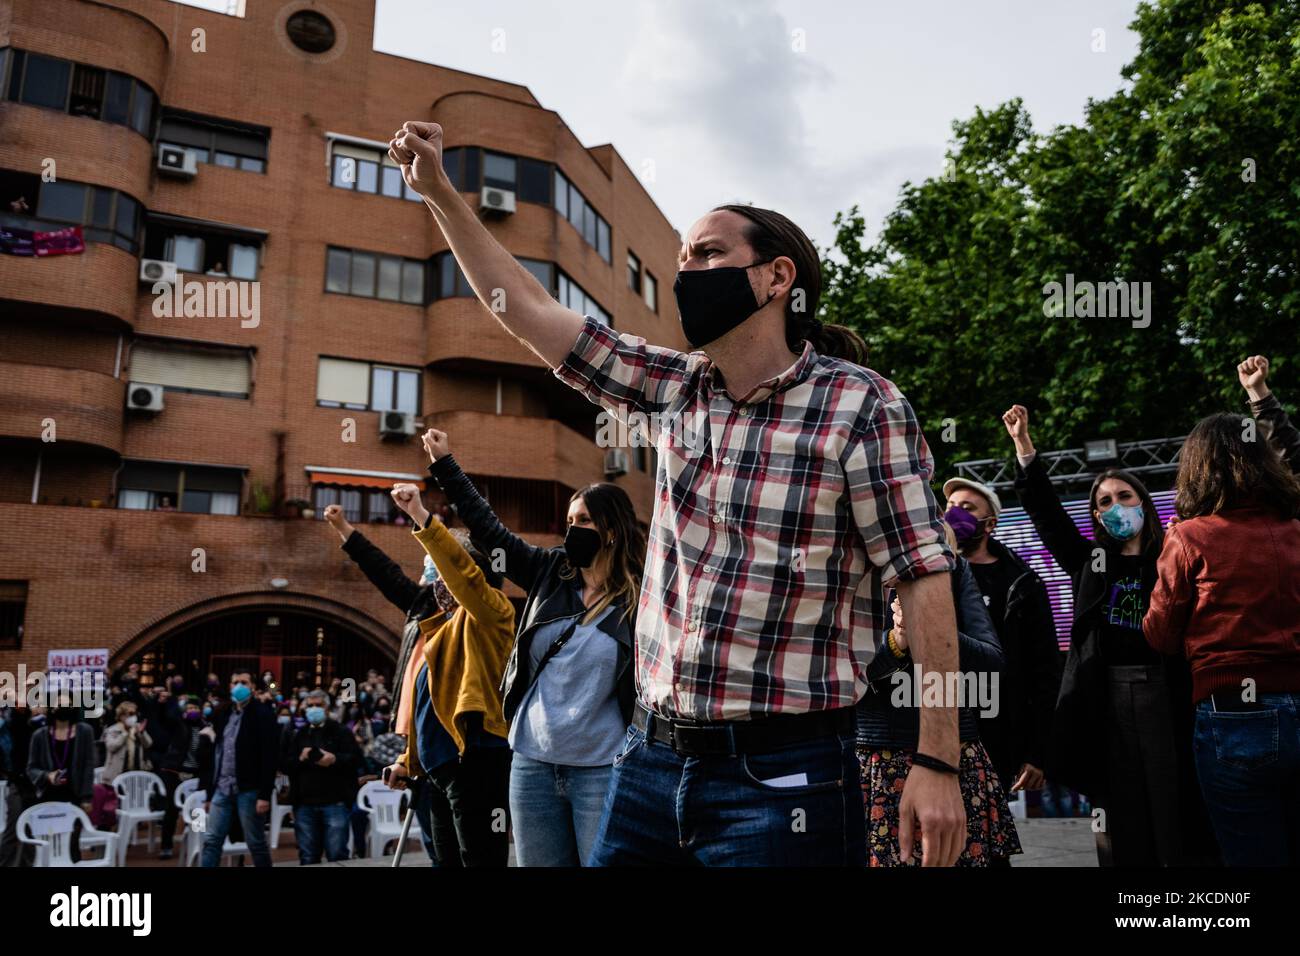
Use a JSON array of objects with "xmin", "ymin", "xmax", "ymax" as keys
[{"xmin": 632, "ymin": 702, "xmax": 854, "ymax": 756}]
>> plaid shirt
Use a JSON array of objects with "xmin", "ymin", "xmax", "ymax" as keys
[{"xmin": 554, "ymin": 315, "xmax": 955, "ymax": 721}]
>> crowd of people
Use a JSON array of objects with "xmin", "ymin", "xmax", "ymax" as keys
[
  {"xmin": 2, "ymin": 119, "xmax": 1296, "ymax": 869},
  {"xmin": 0, "ymin": 662, "xmax": 413, "ymax": 866}
]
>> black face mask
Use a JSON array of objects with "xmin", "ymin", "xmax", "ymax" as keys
[
  {"xmin": 563, "ymin": 525, "xmax": 603, "ymax": 569},
  {"xmin": 53, "ymin": 707, "xmax": 78, "ymax": 723},
  {"xmin": 673, "ymin": 261, "xmax": 774, "ymax": 348}
]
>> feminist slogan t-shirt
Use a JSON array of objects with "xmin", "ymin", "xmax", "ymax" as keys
[{"xmin": 1098, "ymin": 554, "xmax": 1161, "ymax": 665}]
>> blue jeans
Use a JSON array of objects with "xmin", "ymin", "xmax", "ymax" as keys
[
  {"xmin": 509, "ymin": 753, "xmax": 612, "ymax": 866},
  {"xmin": 293, "ymin": 803, "xmax": 350, "ymax": 865},
  {"xmin": 200, "ymin": 789, "xmax": 272, "ymax": 868},
  {"xmin": 1194, "ymin": 693, "xmax": 1300, "ymax": 866},
  {"xmin": 589, "ymin": 725, "xmax": 866, "ymax": 866}
]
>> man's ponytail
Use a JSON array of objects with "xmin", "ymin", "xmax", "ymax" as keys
[{"xmin": 713, "ymin": 203, "xmax": 868, "ymax": 365}]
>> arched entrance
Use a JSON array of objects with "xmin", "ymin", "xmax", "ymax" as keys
[{"xmin": 117, "ymin": 591, "xmax": 398, "ymax": 693}]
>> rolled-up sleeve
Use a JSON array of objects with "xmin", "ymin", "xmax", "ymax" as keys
[
  {"xmin": 842, "ymin": 394, "xmax": 955, "ymax": 588},
  {"xmin": 553, "ymin": 314, "xmax": 695, "ymax": 434}
]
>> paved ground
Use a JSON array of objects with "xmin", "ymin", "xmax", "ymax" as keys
[{"xmin": 118, "ymin": 816, "xmax": 1095, "ymax": 868}]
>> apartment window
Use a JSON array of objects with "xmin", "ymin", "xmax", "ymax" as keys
[
  {"xmin": 558, "ymin": 270, "xmax": 612, "ymax": 327},
  {"xmin": 144, "ymin": 217, "xmax": 263, "ymax": 279},
  {"xmin": 1, "ymin": 170, "xmax": 142, "ymax": 253},
  {"xmin": 130, "ymin": 341, "xmax": 252, "ymax": 398},
  {"xmin": 483, "ymin": 152, "xmax": 516, "ymax": 190},
  {"xmin": 432, "ymin": 253, "xmax": 562, "ymax": 307},
  {"xmin": 159, "ymin": 111, "xmax": 269, "ymax": 173},
  {"xmin": 117, "ymin": 462, "xmax": 243, "ymax": 515},
  {"xmin": 325, "ymin": 246, "xmax": 426, "ymax": 303},
  {"xmin": 644, "ymin": 271, "xmax": 658, "ymax": 313},
  {"xmin": 553, "ymin": 169, "xmax": 612, "ymax": 263},
  {"xmin": 627, "ymin": 251, "xmax": 642, "ymax": 294},
  {"xmin": 330, "ymin": 140, "xmax": 421, "ymax": 201},
  {"xmin": 518, "ymin": 158, "xmax": 551, "ymax": 204},
  {"xmin": 0, "ymin": 581, "xmax": 25, "ymax": 649},
  {"xmin": 317, "ymin": 358, "xmax": 420, "ymax": 414},
  {"xmin": 3, "ymin": 49, "xmax": 155, "ymax": 137},
  {"xmin": 441, "ymin": 147, "xmax": 481, "ymax": 193},
  {"xmin": 311, "ymin": 486, "xmax": 396, "ymax": 525}
]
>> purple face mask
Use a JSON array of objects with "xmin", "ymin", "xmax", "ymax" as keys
[{"xmin": 943, "ymin": 505, "xmax": 981, "ymax": 543}]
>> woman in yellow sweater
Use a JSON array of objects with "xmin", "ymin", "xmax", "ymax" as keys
[{"xmin": 378, "ymin": 483, "xmax": 515, "ymax": 867}]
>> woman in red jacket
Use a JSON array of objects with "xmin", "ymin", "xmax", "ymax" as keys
[{"xmin": 1145, "ymin": 412, "xmax": 1300, "ymax": 866}]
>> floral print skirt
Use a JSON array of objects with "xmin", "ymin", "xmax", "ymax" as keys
[{"xmin": 858, "ymin": 740, "xmax": 1023, "ymax": 867}]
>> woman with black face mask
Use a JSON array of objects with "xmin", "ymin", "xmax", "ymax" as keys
[
  {"xmin": 421, "ymin": 427, "xmax": 645, "ymax": 867},
  {"xmin": 26, "ymin": 703, "xmax": 97, "ymax": 862}
]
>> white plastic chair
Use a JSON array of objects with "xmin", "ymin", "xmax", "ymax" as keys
[
  {"xmin": 93, "ymin": 766, "xmax": 105, "ymax": 785},
  {"xmin": 357, "ymin": 779, "xmax": 414, "ymax": 859},
  {"xmin": 112, "ymin": 770, "xmax": 166, "ymax": 865},
  {"xmin": 173, "ymin": 776, "xmax": 200, "ymax": 809},
  {"xmin": 269, "ymin": 775, "xmax": 293, "ymax": 849},
  {"xmin": 179, "ymin": 789, "xmax": 250, "ymax": 867},
  {"xmin": 18, "ymin": 802, "xmax": 117, "ymax": 867}
]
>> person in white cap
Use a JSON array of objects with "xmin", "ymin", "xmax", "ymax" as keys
[{"xmin": 941, "ymin": 475, "xmax": 1061, "ymax": 822}]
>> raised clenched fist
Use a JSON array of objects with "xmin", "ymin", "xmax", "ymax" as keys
[
  {"xmin": 388, "ymin": 122, "xmax": 450, "ymax": 202},
  {"xmin": 422, "ymin": 428, "xmax": 450, "ymax": 463},
  {"xmin": 1237, "ymin": 355, "xmax": 1271, "ymax": 401},
  {"xmin": 1002, "ymin": 405, "xmax": 1034, "ymax": 456}
]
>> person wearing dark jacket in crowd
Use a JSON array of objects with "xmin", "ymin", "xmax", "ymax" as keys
[
  {"xmin": 941, "ymin": 476, "xmax": 1061, "ymax": 798},
  {"xmin": 857, "ymin": 531, "xmax": 1020, "ymax": 867},
  {"xmin": 424, "ymin": 427, "xmax": 643, "ymax": 867},
  {"xmin": 1239, "ymin": 354, "xmax": 1299, "ymax": 474},
  {"xmin": 1004, "ymin": 405, "xmax": 1217, "ymax": 867},
  {"xmin": 1, "ymin": 708, "xmax": 36, "ymax": 866},
  {"xmin": 283, "ymin": 688, "xmax": 363, "ymax": 864},
  {"xmin": 157, "ymin": 697, "xmax": 211, "ymax": 859},
  {"xmin": 197, "ymin": 670, "xmax": 279, "ymax": 867},
  {"xmin": 1145, "ymin": 412, "xmax": 1300, "ymax": 866},
  {"xmin": 26, "ymin": 703, "xmax": 96, "ymax": 863}
]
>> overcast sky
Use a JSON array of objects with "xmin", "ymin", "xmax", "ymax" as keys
[{"xmin": 183, "ymin": 0, "xmax": 1142, "ymax": 249}]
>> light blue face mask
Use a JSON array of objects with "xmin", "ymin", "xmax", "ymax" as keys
[
  {"xmin": 230, "ymin": 683, "xmax": 252, "ymax": 704},
  {"xmin": 306, "ymin": 706, "xmax": 326, "ymax": 725},
  {"xmin": 1100, "ymin": 502, "xmax": 1145, "ymax": 541},
  {"xmin": 420, "ymin": 554, "xmax": 438, "ymax": 587}
]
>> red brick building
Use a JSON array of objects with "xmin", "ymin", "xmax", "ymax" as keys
[{"xmin": 0, "ymin": 0, "xmax": 684, "ymax": 689}]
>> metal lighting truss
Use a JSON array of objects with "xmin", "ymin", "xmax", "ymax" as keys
[{"xmin": 952, "ymin": 436, "xmax": 1187, "ymax": 493}]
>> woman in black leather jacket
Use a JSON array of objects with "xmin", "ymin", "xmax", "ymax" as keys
[
  {"xmin": 422, "ymin": 427, "xmax": 645, "ymax": 867},
  {"xmin": 855, "ymin": 532, "xmax": 1021, "ymax": 867}
]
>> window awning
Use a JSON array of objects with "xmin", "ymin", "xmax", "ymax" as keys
[{"xmin": 306, "ymin": 467, "xmax": 425, "ymax": 490}]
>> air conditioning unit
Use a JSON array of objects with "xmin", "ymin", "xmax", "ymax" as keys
[
  {"xmin": 157, "ymin": 145, "xmax": 198, "ymax": 178},
  {"xmin": 603, "ymin": 449, "xmax": 629, "ymax": 478},
  {"xmin": 479, "ymin": 187, "xmax": 517, "ymax": 214},
  {"xmin": 139, "ymin": 259, "xmax": 178, "ymax": 285},
  {"xmin": 379, "ymin": 410, "xmax": 416, "ymax": 438},
  {"xmin": 126, "ymin": 382, "xmax": 164, "ymax": 413}
]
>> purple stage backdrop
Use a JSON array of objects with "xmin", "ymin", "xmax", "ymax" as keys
[{"xmin": 994, "ymin": 491, "xmax": 1177, "ymax": 650}]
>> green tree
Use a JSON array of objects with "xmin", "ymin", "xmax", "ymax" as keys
[{"xmin": 822, "ymin": 0, "xmax": 1299, "ymax": 479}]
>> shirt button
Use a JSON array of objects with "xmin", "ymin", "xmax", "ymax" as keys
[
  {"xmin": 686, "ymin": 620, "xmax": 697, "ymax": 632},
  {"xmin": 712, "ymin": 514, "xmax": 721, "ymax": 523},
  {"xmin": 722, "ymin": 456, "xmax": 731, "ymax": 465},
  {"xmin": 703, "ymin": 565, "xmax": 712, "ymax": 573}
]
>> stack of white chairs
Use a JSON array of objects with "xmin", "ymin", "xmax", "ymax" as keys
[
  {"xmin": 112, "ymin": 770, "xmax": 166, "ymax": 865},
  {"xmin": 269, "ymin": 775, "xmax": 293, "ymax": 849}
]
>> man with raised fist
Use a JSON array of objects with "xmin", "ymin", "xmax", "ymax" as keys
[{"xmin": 387, "ymin": 121, "xmax": 963, "ymax": 867}]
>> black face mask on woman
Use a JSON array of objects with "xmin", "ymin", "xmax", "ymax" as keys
[
  {"xmin": 673, "ymin": 261, "xmax": 775, "ymax": 348},
  {"xmin": 563, "ymin": 525, "xmax": 603, "ymax": 569}
]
